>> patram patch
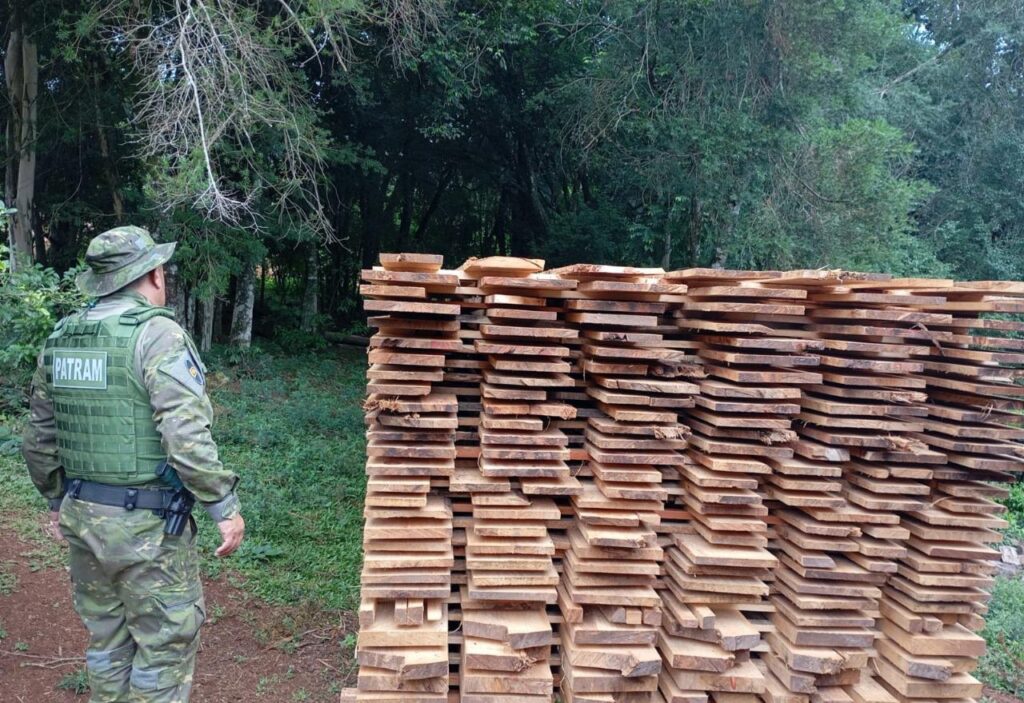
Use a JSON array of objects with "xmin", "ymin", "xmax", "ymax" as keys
[{"xmin": 52, "ymin": 350, "xmax": 108, "ymax": 390}]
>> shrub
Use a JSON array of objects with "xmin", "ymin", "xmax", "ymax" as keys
[
  {"xmin": 979, "ymin": 576, "xmax": 1024, "ymax": 696},
  {"xmin": 0, "ymin": 244, "xmax": 86, "ymax": 411},
  {"xmin": 56, "ymin": 668, "xmax": 90, "ymax": 694},
  {"xmin": 1002, "ymin": 482, "xmax": 1024, "ymax": 545}
]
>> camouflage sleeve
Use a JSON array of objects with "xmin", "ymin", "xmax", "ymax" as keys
[
  {"xmin": 21, "ymin": 349, "xmax": 65, "ymax": 508},
  {"xmin": 136, "ymin": 316, "xmax": 241, "ymax": 520}
]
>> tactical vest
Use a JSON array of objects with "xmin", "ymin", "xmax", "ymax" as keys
[{"xmin": 43, "ymin": 304, "xmax": 173, "ymax": 485}]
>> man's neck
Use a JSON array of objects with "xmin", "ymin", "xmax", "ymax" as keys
[{"xmin": 100, "ymin": 289, "xmax": 152, "ymax": 306}]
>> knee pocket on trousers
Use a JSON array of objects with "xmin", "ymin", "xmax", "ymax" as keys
[
  {"xmin": 85, "ymin": 641, "xmax": 136, "ymax": 673},
  {"xmin": 130, "ymin": 664, "xmax": 187, "ymax": 691},
  {"xmin": 131, "ymin": 597, "xmax": 205, "ymax": 667},
  {"xmin": 130, "ymin": 599, "xmax": 204, "ymax": 693}
]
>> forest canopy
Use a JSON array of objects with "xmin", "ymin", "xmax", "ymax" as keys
[{"xmin": 3, "ymin": 0, "xmax": 1024, "ymax": 344}]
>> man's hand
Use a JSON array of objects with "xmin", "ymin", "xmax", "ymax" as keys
[
  {"xmin": 215, "ymin": 513, "xmax": 245, "ymax": 557},
  {"xmin": 46, "ymin": 511, "xmax": 65, "ymax": 543}
]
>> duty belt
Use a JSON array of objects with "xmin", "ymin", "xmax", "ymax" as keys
[{"xmin": 67, "ymin": 478, "xmax": 171, "ymax": 512}]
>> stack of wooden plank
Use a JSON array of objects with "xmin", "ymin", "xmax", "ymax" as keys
[
  {"xmin": 867, "ymin": 280, "xmax": 1024, "ymax": 703},
  {"xmin": 551, "ymin": 264, "xmax": 700, "ymax": 703},
  {"xmin": 658, "ymin": 269, "xmax": 825, "ymax": 702},
  {"xmin": 345, "ymin": 257, "xmax": 1024, "ymax": 703},
  {"xmin": 760, "ymin": 275, "xmax": 940, "ymax": 703},
  {"xmin": 356, "ymin": 253, "xmax": 460, "ymax": 702},
  {"xmin": 459, "ymin": 257, "xmax": 581, "ymax": 702},
  {"xmin": 437, "ymin": 261, "xmax": 487, "ymax": 697},
  {"xmin": 444, "ymin": 261, "xmax": 487, "ymax": 498}
]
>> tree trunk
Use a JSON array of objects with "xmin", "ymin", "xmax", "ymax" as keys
[
  {"xmin": 325, "ymin": 240, "xmax": 341, "ymax": 318},
  {"xmin": 93, "ymin": 68, "xmax": 124, "ymax": 221},
  {"xmin": 688, "ymin": 192, "xmax": 702, "ymax": 266},
  {"xmin": 301, "ymin": 243, "xmax": 319, "ymax": 332},
  {"xmin": 398, "ymin": 172, "xmax": 414, "ymax": 247},
  {"xmin": 414, "ymin": 168, "xmax": 453, "ymax": 241},
  {"xmin": 5, "ymin": 120, "xmax": 15, "ymax": 272},
  {"xmin": 32, "ymin": 208, "xmax": 46, "ymax": 264},
  {"xmin": 212, "ymin": 296, "xmax": 225, "ymax": 343},
  {"xmin": 200, "ymin": 293, "xmax": 215, "ymax": 352},
  {"xmin": 489, "ymin": 186, "xmax": 509, "ymax": 255},
  {"xmin": 4, "ymin": 119, "xmax": 13, "ymax": 206},
  {"xmin": 165, "ymin": 263, "xmax": 186, "ymax": 325},
  {"xmin": 184, "ymin": 289, "xmax": 196, "ymax": 336},
  {"xmin": 229, "ymin": 261, "xmax": 256, "ymax": 348},
  {"xmin": 360, "ymin": 174, "xmax": 393, "ymax": 269},
  {"xmin": 337, "ymin": 204, "xmax": 354, "ymax": 312},
  {"xmin": 661, "ymin": 211, "xmax": 673, "ymax": 269},
  {"xmin": 4, "ymin": 222, "xmax": 15, "ymax": 272},
  {"xmin": 508, "ymin": 133, "xmax": 548, "ymax": 256},
  {"xmin": 4, "ymin": 27, "xmax": 39, "ymax": 266},
  {"xmin": 259, "ymin": 261, "xmax": 267, "ymax": 310},
  {"xmin": 580, "ymin": 168, "xmax": 593, "ymax": 205},
  {"xmin": 276, "ymin": 266, "xmax": 287, "ymax": 303}
]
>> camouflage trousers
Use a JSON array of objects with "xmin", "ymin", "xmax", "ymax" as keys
[{"xmin": 59, "ymin": 495, "xmax": 206, "ymax": 703}]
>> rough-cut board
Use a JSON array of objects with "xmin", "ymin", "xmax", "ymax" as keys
[
  {"xmin": 355, "ymin": 254, "xmax": 458, "ymax": 699},
  {"xmin": 344, "ymin": 256, "xmax": 1023, "ymax": 703}
]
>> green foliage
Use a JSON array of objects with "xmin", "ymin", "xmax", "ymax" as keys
[
  {"xmin": 738, "ymin": 119, "xmax": 944, "ymax": 275},
  {"xmin": 0, "ymin": 344, "xmax": 367, "ymax": 612},
  {"xmin": 0, "ymin": 418, "xmax": 68, "ymax": 573},
  {"xmin": 1002, "ymin": 482, "xmax": 1024, "ymax": 545},
  {"xmin": 893, "ymin": 2, "xmax": 1024, "ymax": 281},
  {"xmin": 0, "ymin": 423, "xmax": 22, "ymax": 457},
  {"xmin": 56, "ymin": 668, "xmax": 90, "ymax": 695},
  {"xmin": 0, "ymin": 245, "xmax": 86, "ymax": 411},
  {"xmin": 565, "ymin": 1, "xmax": 953, "ymax": 273},
  {"xmin": 14, "ymin": 0, "xmax": 1024, "ymax": 336},
  {"xmin": 194, "ymin": 344, "xmax": 367, "ymax": 609},
  {"xmin": 541, "ymin": 204, "xmax": 641, "ymax": 268},
  {"xmin": 980, "ymin": 576, "xmax": 1024, "ymax": 697},
  {"xmin": 270, "ymin": 327, "xmax": 331, "ymax": 353},
  {"xmin": 979, "ymin": 481, "xmax": 1024, "ymax": 694},
  {"xmin": 219, "ymin": 345, "xmax": 276, "ymax": 380},
  {"xmin": 0, "ymin": 563, "xmax": 16, "ymax": 595}
]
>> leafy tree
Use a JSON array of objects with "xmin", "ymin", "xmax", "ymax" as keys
[
  {"xmin": 891, "ymin": 1, "xmax": 1024, "ymax": 279},
  {"xmin": 5, "ymin": 0, "xmax": 1024, "ymax": 350}
]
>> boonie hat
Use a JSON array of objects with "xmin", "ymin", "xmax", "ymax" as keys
[{"xmin": 76, "ymin": 226, "xmax": 176, "ymax": 297}]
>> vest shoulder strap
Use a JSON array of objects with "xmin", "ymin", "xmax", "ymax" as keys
[
  {"xmin": 119, "ymin": 306, "xmax": 176, "ymax": 326},
  {"xmin": 47, "ymin": 309, "xmax": 89, "ymax": 341}
]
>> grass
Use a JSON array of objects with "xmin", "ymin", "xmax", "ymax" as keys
[
  {"xmin": 0, "ymin": 562, "xmax": 15, "ymax": 595},
  {"xmin": 980, "ymin": 576, "xmax": 1024, "ymax": 697},
  {"xmin": 6, "ymin": 340, "xmax": 1024, "ymax": 696},
  {"xmin": 56, "ymin": 668, "xmax": 90, "ymax": 694},
  {"xmin": 981, "ymin": 484, "xmax": 1024, "ymax": 698},
  {"xmin": 1001, "ymin": 482, "xmax": 1024, "ymax": 546},
  {"xmin": 196, "ymin": 343, "xmax": 368, "ymax": 611},
  {"xmin": 0, "ymin": 342, "xmax": 368, "ymax": 613},
  {"xmin": 0, "ymin": 428, "xmax": 67, "ymax": 574}
]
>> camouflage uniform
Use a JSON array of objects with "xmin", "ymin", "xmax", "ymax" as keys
[{"xmin": 22, "ymin": 227, "xmax": 240, "ymax": 703}]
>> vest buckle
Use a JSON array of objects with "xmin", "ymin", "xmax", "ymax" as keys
[{"xmin": 124, "ymin": 488, "xmax": 138, "ymax": 511}]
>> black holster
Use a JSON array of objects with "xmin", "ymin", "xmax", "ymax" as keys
[{"xmin": 162, "ymin": 490, "xmax": 196, "ymax": 536}]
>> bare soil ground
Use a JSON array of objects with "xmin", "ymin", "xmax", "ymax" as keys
[
  {"xmin": 987, "ymin": 687, "xmax": 1024, "ymax": 703},
  {"xmin": 4, "ymin": 519, "xmax": 1021, "ymax": 703},
  {"xmin": 0, "ymin": 516, "xmax": 355, "ymax": 702}
]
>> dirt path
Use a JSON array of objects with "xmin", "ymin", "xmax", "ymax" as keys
[
  {"xmin": 6, "ymin": 520, "xmax": 1022, "ymax": 703},
  {"xmin": 988, "ymin": 688, "xmax": 1024, "ymax": 703},
  {"xmin": 0, "ymin": 515, "xmax": 354, "ymax": 702}
]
